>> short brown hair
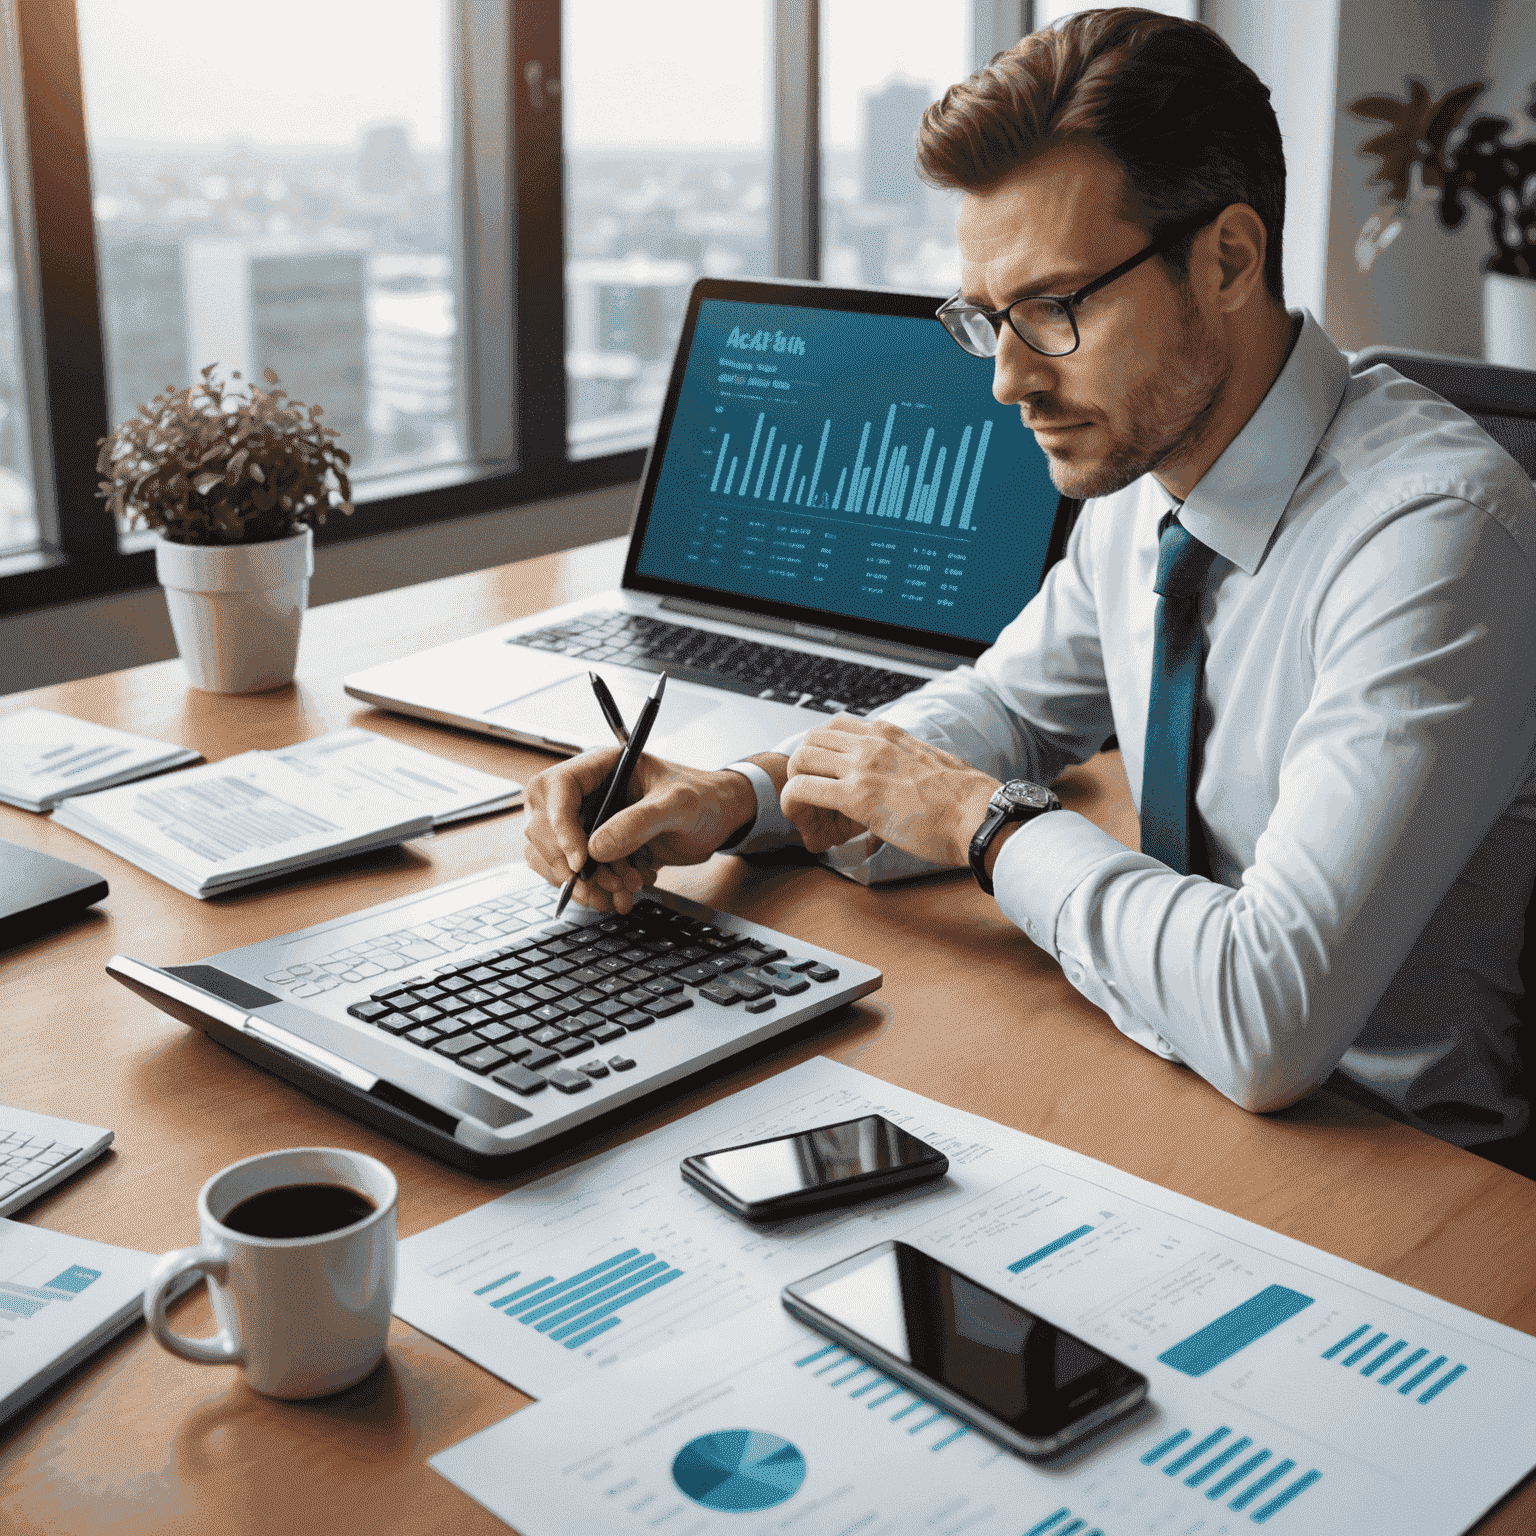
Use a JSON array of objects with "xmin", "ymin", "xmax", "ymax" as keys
[{"xmin": 916, "ymin": 8, "xmax": 1286, "ymax": 303}]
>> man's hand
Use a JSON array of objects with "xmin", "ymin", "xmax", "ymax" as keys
[
  {"xmin": 782, "ymin": 716, "xmax": 999, "ymax": 867},
  {"xmin": 523, "ymin": 749, "xmax": 761, "ymax": 913}
]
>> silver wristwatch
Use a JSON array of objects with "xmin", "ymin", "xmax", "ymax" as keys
[{"xmin": 967, "ymin": 779, "xmax": 1060, "ymax": 895}]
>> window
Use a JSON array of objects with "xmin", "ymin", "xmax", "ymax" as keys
[
  {"xmin": 562, "ymin": 0, "xmax": 771, "ymax": 459},
  {"xmin": 75, "ymin": 0, "xmax": 462, "ymax": 487},
  {"xmin": 1032, "ymin": 0, "xmax": 1196, "ymax": 26},
  {"xmin": 820, "ymin": 0, "xmax": 972, "ymax": 294}
]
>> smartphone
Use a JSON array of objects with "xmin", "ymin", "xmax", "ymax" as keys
[
  {"xmin": 679, "ymin": 1115, "xmax": 949, "ymax": 1221},
  {"xmin": 782, "ymin": 1240, "xmax": 1148, "ymax": 1460}
]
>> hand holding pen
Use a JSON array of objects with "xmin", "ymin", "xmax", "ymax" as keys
[{"xmin": 554, "ymin": 672, "xmax": 667, "ymax": 918}]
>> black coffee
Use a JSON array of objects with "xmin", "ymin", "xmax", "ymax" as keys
[{"xmin": 222, "ymin": 1182, "xmax": 376, "ymax": 1239}]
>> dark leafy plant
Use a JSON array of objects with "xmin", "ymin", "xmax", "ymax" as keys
[
  {"xmin": 96, "ymin": 365, "xmax": 354, "ymax": 546},
  {"xmin": 1351, "ymin": 78, "xmax": 1536, "ymax": 278}
]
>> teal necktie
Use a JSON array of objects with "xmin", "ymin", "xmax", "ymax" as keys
[{"xmin": 1141, "ymin": 513, "xmax": 1219, "ymax": 876}]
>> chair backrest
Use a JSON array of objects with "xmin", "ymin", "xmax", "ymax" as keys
[
  {"xmin": 1353, "ymin": 344, "xmax": 1536, "ymax": 1172},
  {"xmin": 1351, "ymin": 344, "xmax": 1536, "ymax": 478}
]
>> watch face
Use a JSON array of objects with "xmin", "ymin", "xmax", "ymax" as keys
[{"xmin": 996, "ymin": 780, "xmax": 1053, "ymax": 811}]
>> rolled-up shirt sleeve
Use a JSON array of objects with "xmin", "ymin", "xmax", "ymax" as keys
[{"xmin": 993, "ymin": 496, "xmax": 1536, "ymax": 1113}]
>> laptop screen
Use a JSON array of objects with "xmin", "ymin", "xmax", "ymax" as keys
[{"xmin": 626, "ymin": 286, "xmax": 1064, "ymax": 658}]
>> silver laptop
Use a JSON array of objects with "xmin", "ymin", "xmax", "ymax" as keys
[
  {"xmin": 344, "ymin": 277, "xmax": 1070, "ymax": 767},
  {"xmin": 107, "ymin": 863, "xmax": 881, "ymax": 1177}
]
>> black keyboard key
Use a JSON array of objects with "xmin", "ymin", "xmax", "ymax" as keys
[
  {"xmin": 617, "ymin": 1009, "xmax": 655, "ymax": 1029},
  {"xmin": 525, "ymin": 985, "xmax": 562, "ymax": 1005},
  {"xmin": 554, "ymin": 1035, "xmax": 595, "ymax": 1058},
  {"xmin": 643, "ymin": 995, "xmax": 692, "ymax": 1018},
  {"xmin": 736, "ymin": 944, "xmax": 787, "ymax": 966},
  {"xmin": 727, "ymin": 976, "xmax": 771, "ymax": 1001},
  {"xmin": 528, "ymin": 1024, "xmax": 567, "ymax": 1047},
  {"xmin": 464, "ymin": 967, "xmax": 500, "ymax": 984},
  {"xmin": 461, "ymin": 1045, "xmax": 511, "ymax": 1074},
  {"xmin": 675, "ymin": 963, "xmax": 717, "ymax": 986},
  {"xmin": 477, "ymin": 1022, "xmax": 517, "ymax": 1043},
  {"xmin": 621, "ymin": 965, "xmax": 656, "ymax": 985},
  {"xmin": 433, "ymin": 1034, "xmax": 484, "ymax": 1059},
  {"xmin": 456, "ymin": 1008, "xmax": 493, "ymax": 1029},
  {"xmin": 807, "ymin": 963, "xmax": 840, "ymax": 983},
  {"xmin": 579, "ymin": 1060, "xmax": 610, "ymax": 1078},
  {"xmin": 438, "ymin": 976, "xmax": 475, "ymax": 994},
  {"xmin": 788, "ymin": 958, "xmax": 819, "ymax": 972},
  {"xmin": 493, "ymin": 1064, "xmax": 548, "ymax": 1095},
  {"xmin": 699, "ymin": 982, "xmax": 739, "ymax": 1005},
  {"xmin": 618, "ymin": 988, "xmax": 654, "ymax": 1008},
  {"xmin": 744, "ymin": 996, "xmax": 777, "ymax": 1014},
  {"xmin": 521, "ymin": 965, "xmax": 554, "ymax": 984},
  {"xmin": 520, "ymin": 1047, "xmax": 560, "ymax": 1071},
  {"xmin": 594, "ymin": 977, "xmax": 630, "ymax": 997},
  {"xmin": 347, "ymin": 1000, "xmax": 389, "ymax": 1022},
  {"xmin": 407, "ymin": 1005, "xmax": 445, "ymax": 1025},
  {"xmin": 530, "ymin": 1003, "xmax": 573, "ymax": 1027},
  {"xmin": 483, "ymin": 1000, "xmax": 519, "ymax": 1019},
  {"xmin": 457, "ymin": 987, "xmax": 495, "ymax": 1005},
  {"xmin": 548, "ymin": 1067, "xmax": 592, "ymax": 1094},
  {"xmin": 642, "ymin": 976, "xmax": 684, "ymax": 996},
  {"xmin": 589, "ymin": 1022, "xmax": 627, "ymax": 1043},
  {"xmin": 404, "ymin": 1025, "xmax": 443, "ymax": 1047},
  {"xmin": 747, "ymin": 963, "xmax": 810, "ymax": 996},
  {"xmin": 593, "ymin": 999, "xmax": 630, "ymax": 1018},
  {"xmin": 609, "ymin": 1055, "xmax": 637, "ymax": 1071},
  {"xmin": 375, "ymin": 1011, "xmax": 416, "ymax": 1034},
  {"xmin": 564, "ymin": 1009, "xmax": 608, "ymax": 1034},
  {"xmin": 568, "ymin": 967, "xmax": 606, "ymax": 985}
]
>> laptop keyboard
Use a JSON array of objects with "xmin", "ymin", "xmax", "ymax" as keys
[
  {"xmin": 343, "ymin": 895, "xmax": 841, "ymax": 1099},
  {"xmin": 510, "ymin": 610, "xmax": 929, "ymax": 715},
  {"xmin": 0, "ymin": 1131, "xmax": 81, "ymax": 1203}
]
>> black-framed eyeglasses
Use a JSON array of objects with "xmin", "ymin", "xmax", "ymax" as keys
[{"xmin": 936, "ymin": 210, "xmax": 1222, "ymax": 359}]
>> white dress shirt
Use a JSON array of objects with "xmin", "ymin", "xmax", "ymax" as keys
[{"xmin": 733, "ymin": 311, "xmax": 1536, "ymax": 1147}]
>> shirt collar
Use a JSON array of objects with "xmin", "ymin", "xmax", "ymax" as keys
[{"xmin": 1176, "ymin": 310, "xmax": 1348, "ymax": 575}]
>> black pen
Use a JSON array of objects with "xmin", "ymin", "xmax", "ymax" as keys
[
  {"xmin": 555, "ymin": 672, "xmax": 668, "ymax": 919},
  {"xmin": 588, "ymin": 671, "xmax": 629, "ymax": 744}
]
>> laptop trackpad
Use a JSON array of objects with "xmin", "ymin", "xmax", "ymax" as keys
[{"xmin": 487, "ymin": 671, "xmax": 721, "ymax": 750}]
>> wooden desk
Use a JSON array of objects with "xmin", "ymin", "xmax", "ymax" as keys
[{"xmin": 2, "ymin": 540, "xmax": 1533, "ymax": 1534}]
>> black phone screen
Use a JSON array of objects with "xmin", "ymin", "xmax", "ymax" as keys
[
  {"xmin": 687, "ymin": 1116, "xmax": 945, "ymax": 1209},
  {"xmin": 788, "ymin": 1240, "xmax": 1144, "ymax": 1440}
]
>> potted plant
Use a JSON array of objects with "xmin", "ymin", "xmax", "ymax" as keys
[
  {"xmin": 1350, "ymin": 78, "xmax": 1536, "ymax": 368},
  {"xmin": 97, "ymin": 366, "xmax": 354, "ymax": 694}
]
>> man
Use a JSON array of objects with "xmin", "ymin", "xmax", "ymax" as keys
[{"xmin": 524, "ymin": 9, "xmax": 1536, "ymax": 1153}]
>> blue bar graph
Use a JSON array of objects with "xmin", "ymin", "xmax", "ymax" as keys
[
  {"xmin": 1008, "ymin": 1224, "xmax": 1094, "ymax": 1274},
  {"xmin": 1140, "ymin": 1420, "xmax": 1320, "ymax": 1520},
  {"xmin": 1158, "ymin": 1284, "xmax": 1314, "ymax": 1377},
  {"xmin": 487, "ymin": 1247, "xmax": 685, "ymax": 1351},
  {"xmin": 1325, "ymin": 1324, "xmax": 1466, "ymax": 1404},
  {"xmin": 705, "ymin": 399, "xmax": 996, "ymax": 529}
]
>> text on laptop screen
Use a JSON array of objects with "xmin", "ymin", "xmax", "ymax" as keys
[{"xmin": 636, "ymin": 298, "xmax": 1060, "ymax": 648}]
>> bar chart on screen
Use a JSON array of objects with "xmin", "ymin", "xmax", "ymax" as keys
[{"xmin": 707, "ymin": 403, "xmax": 996, "ymax": 532}]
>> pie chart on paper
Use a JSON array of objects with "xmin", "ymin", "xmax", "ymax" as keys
[{"xmin": 671, "ymin": 1429, "xmax": 808, "ymax": 1512}]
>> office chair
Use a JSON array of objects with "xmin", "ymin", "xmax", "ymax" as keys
[{"xmin": 1354, "ymin": 344, "xmax": 1536, "ymax": 1179}]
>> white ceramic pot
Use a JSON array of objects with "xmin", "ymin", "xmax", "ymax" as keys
[
  {"xmin": 155, "ymin": 527, "xmax": 314, "ymax": 694},
  {"xmin": 1483, "ymin": 271, "xmax": 1536, "ymax": 371}
]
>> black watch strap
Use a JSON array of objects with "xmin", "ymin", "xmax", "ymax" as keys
[{"xmin": 968, "ymin": 781, "xmax": 1060, "ymax": 896}]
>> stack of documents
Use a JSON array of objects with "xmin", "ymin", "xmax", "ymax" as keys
[
  {"xmin": 50, "ymin": 730, "xmax": 520, "ymax": 899},
  {"xmin": 0, "ymin": 707, "xmax": 200, "ymax": 813},
  {"xmin": 0, "ymin": 1217, "xmax": 192, "ymax": 1427},
  {"xmin": 270, "ymin": 728, "xmax": 522, "ymax": 825}
]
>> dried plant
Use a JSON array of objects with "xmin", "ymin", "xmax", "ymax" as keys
[
  {"xmin": 1352, "ymin": 78, "xmax": 1536, "ymax": 278},
  {"xmin": 96, "ymin": 365, "xmax": 354, "ymax": 546}
]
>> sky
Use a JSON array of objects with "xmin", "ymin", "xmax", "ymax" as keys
[{"xmin": 76, "ymin": 0, "xmax": 982, "ymax": 157}]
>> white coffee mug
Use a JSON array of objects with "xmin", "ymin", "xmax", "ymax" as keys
[{"xmin": 143, "ymin": 1147, "xmax": 397, "ymax": 1399}]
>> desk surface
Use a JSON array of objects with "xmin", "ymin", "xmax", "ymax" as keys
[{"xmin": 2, "ymin": 540, "xmax": 1534, "ymax": 1535}]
